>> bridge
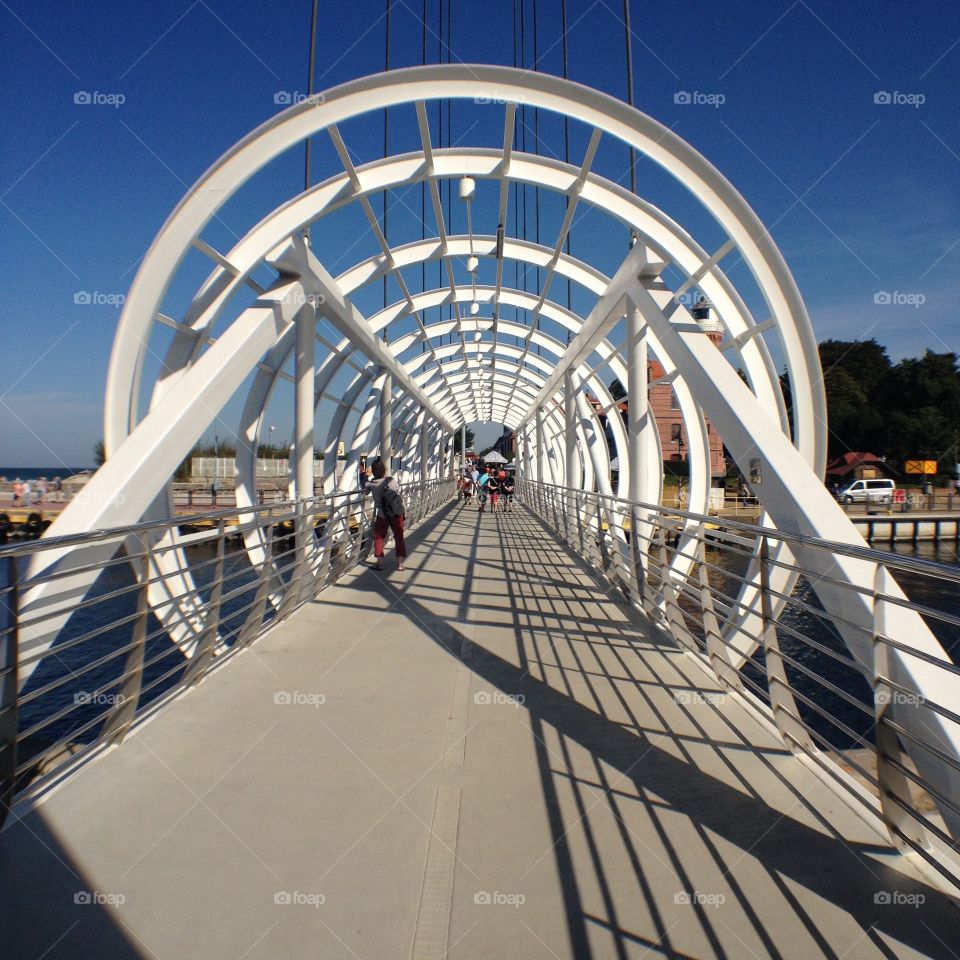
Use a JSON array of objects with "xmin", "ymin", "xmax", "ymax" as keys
[{"xmin": 2, "ymin": 66, "xmax": 959, "ymax": 958}]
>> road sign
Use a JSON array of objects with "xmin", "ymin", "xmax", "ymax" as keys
[{"xmin": 904, "ymin": 459, "xmax": 937, "ymax": 475}]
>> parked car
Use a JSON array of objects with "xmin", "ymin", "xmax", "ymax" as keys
[{"xmin": 836, "ymin": 478, "xmax": 895, "ymax": 505}]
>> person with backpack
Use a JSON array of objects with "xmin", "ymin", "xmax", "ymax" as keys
[
  {"xmin": 476, "ymin": 467, "xmax": 489, "ymax": 513},
  {"xmin": 364, "ymin": 460, "xmax": 407, "ymax": 571},
  {"xmin": 486, "ymin": 471, "xmax": 501, "ymax": 513},
  {"xmin": 461, "ymin": 471, "xmax": 474, "ymax": 506},
  {"xmin": 501, "ymin": 471, "xmax": 515, "ymax": 511}
]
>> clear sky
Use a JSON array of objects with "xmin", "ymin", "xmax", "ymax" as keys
[{"xmin": 2, "ymin": 0, "xmax": 959, "ymax": 466}]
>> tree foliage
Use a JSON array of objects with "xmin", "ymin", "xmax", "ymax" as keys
[
  {"xmin": 809, "ymin": 340, "xmax": 960, "ymax": 469},
  {"xmin": 452, "ymin": 429, "xmax": 476, "ymax": 453}
]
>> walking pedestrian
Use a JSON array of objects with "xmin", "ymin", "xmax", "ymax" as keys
[
  {"xmin": 363, "ymin": 460, "xmax": 407, "ymax": 571},
  {"xmin": 12, "ymin": 479, "xmax": 22, "ymax": 506},
  {"xmin": 53, "ymin": 476, "xmax": 63, "ymax": 502},
  {"xmin": 23, "ymin": 479, "xmax": 32, "ymax": 506},
  {"xmin": 462, "ymin": 472, "xmax": 474, "ymax": 506},
  {"xmin": 476, "ymin": 467, "xmax": 489, "ymax": 513},
  {"xmin": 487, "ymin": 471, "xmax": 501, "ymax": 513},
  {"xmin": 501, "ymin": 471, "xmax": 515, "ymax": 511},
  {"xmin": 37, "ymin": 477, "xmax": 48, "ymax": 504}
]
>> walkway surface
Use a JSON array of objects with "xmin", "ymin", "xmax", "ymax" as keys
[{"xmin": 2, "ymin": 501, "xmax": 957, "ymax": 959}]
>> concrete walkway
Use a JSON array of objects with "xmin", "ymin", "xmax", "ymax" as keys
[{"xmin": 2, "ymin": 501, "xmax": 957, "ymax": 959}]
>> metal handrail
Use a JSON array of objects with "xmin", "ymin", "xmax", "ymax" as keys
[
  {"xmin": 518, "ymin": 477, "xmax": 960, "ymax": 893},
  {"xmin": 0, "ymin": 477, "xmax": 454, "ymax": 823}
]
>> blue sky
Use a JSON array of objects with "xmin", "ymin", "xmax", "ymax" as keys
[{"xmin": 1, "ymin": 0, "xmax": 959, "ymax": 466}]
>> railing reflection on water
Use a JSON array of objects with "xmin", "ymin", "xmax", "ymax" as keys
[
  {"xmin": 519, "ymin": 478, "xmax": 960, "ymax": 894},
  {"xmin": 0, "ymin": 478, "xmax": 453, "ymax": 822}
]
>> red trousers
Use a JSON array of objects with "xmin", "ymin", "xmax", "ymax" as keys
[{"xmin": 374, "ymin": 514, "xmax": 406, "ymax": 558}]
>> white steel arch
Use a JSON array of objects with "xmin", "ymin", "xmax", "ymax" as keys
[{"xmin": 17, "ymin": 65, "xmax": 960, "ymax": 853}]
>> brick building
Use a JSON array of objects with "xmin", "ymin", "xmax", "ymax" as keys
[
  {"xmin": 588, "ymin": 300, "xmax": 726, "ymax": 480},
  {"xmin": 495, "ymin": 300, "xmax": 728, "ymax": 481}
]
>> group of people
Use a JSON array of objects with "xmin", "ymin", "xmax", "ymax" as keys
[
  {"xmin": 457, "ymin": 465, "xmax": 515, "ymax": 513},
  {"xmin": 8, "ymin": 476, "xmax": 63, "ymax": 506},
  {"xmin": 357, "ymin": 459, "xmax": 517, "ymax": 573}
]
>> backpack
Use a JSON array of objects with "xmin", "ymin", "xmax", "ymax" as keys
[{"xmin": 380, "ymin": 478, "xmax": 405, "ymax": 519}]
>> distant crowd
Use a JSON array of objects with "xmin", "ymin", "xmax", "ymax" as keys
[
  {"xmin": 456, "ymin": 464, "xmax": 515, "ymax": 513},
  {"xmin": 3, "ymin": 477, "xmax": 64, "ymax": 506}
]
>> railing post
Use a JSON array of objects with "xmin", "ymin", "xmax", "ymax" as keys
[
  {"xmin": 873, "ymin": 564, "xmax": 930, "ymax": 852},
  {"xmin": 0, "ymin": 554, "xmax": 19, "ymax": 829},
  {"xmin": 758, "ymin": 536, "xmax": 814, "ymax": 753},
  {"xmin": 238, "ymin": 520, "xmax": 275, "ymax": 648},
  {"xmin": 278, "ymin": 503, "xmax": 306, "ymax": 621},
  {"xmin": 696, "ymin": 536, "xmax": 744, "ymax": 692},
  {"xmin": 657, "ymin": 527, "xmax": 697, "ymax": 652},
  {"xmin": 629, "ymin": 504, "xmax": 651, "ymax": 614},
  {"xmin": 102, "ymin": 540, "xmax": 151, "ymax": 743},
  {"xmin": 184, "ymin": 519, "xmax": 225, "ymax": 685}
]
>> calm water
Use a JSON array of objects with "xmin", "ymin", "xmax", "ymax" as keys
[
  {"xmin": 11, "ymin": 536, "xmax": 959, "ymax": 762},
  {"xmin": 0, "ymin": 466, "xmax": 91, "ymax": 482}
]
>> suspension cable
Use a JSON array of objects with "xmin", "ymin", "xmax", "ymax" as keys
[
  {"xmin": 302, "ymin": 0, "xmax": 319, "ymax": 242},
  {"xmin": 623, "ymin": 0, "xmax": 637, "ymax": 196},
  {"xmin": 421, "ymin": 0, "xmax": 427, "ymax": 348},
  {"xmin": 533, "ymin": 0, "xmax": 540, "ymax": 357},
  {"xmin": 383, "ymin": 0, "xmax": 392, "ymax": 310},
  {"xmin": 561, "ymin": 0, "xmax": 571, "ymax": 312}
]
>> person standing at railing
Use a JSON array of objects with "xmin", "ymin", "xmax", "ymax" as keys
[{"xmin": 362, "ymin": 460, "xmax": 407, "ymax": 572}]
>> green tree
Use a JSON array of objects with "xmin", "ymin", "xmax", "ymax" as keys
[{"xmin": 452, "ymin": 429, "xmax": 476, "ymax": 453}]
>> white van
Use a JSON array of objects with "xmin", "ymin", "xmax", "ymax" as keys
[{"xmin": 836, "ymin": 478, "xmax": 895, "ymax": 504}]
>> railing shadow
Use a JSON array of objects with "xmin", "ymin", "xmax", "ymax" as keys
[{"xmin": 348, "ymin": 500, "xmax": 959, "ymax": 959}]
